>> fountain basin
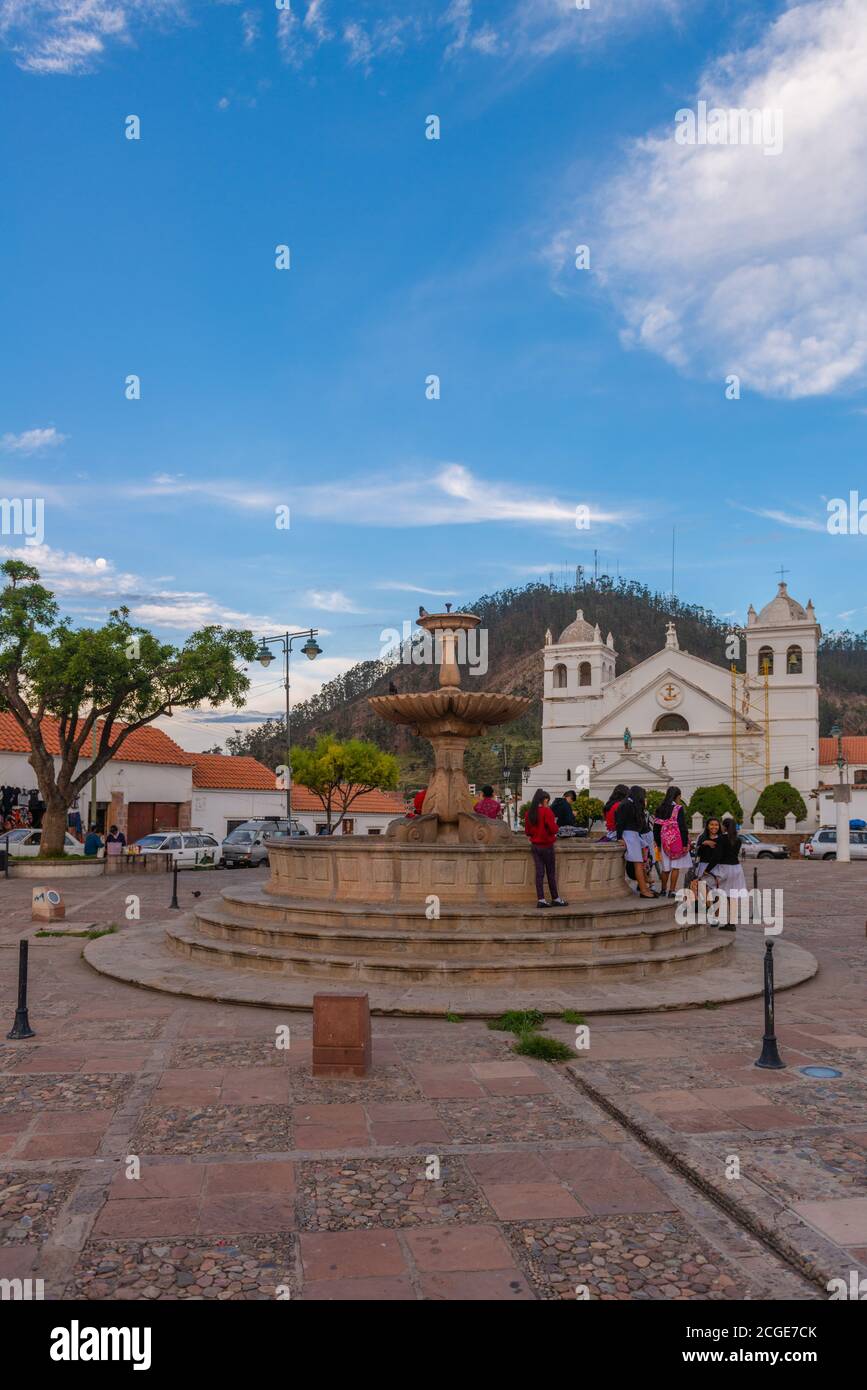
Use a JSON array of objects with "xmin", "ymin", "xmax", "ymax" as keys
[{"xmin": 265, "ymin": 834, "xmax": 631, "ymax": 905}]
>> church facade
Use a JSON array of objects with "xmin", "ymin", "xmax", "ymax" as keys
[{"xmin": 527, "ymin": 583, "xmax": 821, "ymax": 827}]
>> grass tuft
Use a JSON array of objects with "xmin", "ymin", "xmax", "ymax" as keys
[
  {"xmin": 512, "ymin": 1033, "xmax": 573, "ymax": 1062},
  {"xmin": 487, "ymin": 1009, "xmax": 545, "ymax": 1035},
  {"xmin": 561, "ymin": 1010, "xmax": 586, "ymax": 1025}
]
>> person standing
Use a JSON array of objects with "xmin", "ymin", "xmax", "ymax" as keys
[
  {"xmin": 473, "ymin": 785, "xmax": 502, "ymax": 820},
  {"xmin": 653, "ymin": 786, "xmax": 691, "ymax": 897},
  {"xmin": 84, "ymin": 826, "xmax": 103, "ymax": 857},
  {"xmin": 603, "ymin": 785, "xmax": 629, "ymax": 838},
  {"xmin": 615, "ymin": 786, "xmax": 656, "ymax": 898},
  {"xmin": 105, "ymin": 824, "xmax": 126, "ymax": 857},
  {"xmin": 523, "ymin": 788, "xmax": 568, "ymax": 909},
  {"xmin": 713, "ymin": 815, "xmax": 747, "ymax": 930}
]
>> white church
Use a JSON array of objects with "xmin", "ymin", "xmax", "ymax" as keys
[{"xmin": 527, "ymin": 582, "xmax": 821, "ymax": 828}]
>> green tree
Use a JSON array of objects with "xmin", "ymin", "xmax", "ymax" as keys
[
  {"xmin": 646, "ymin": 788, "xmax": 665, "ymax": 816},
  {"xmin": 686, "ymin": 783, "xmax": 744, "ymax": 825},
  {"xmin": 752, "ymin": 781, "xmax": 807, "ymax": 829},
  {"xmin": 291, "ymin": 735, "xmax": 399, "ymax": 831},
  {"xmin": 0, "ymin": 560, "xmax": 257, "ymax": 855},
  {"xmin": 573, "ymin": 793, "xmax": 605, "ymax": 828}
]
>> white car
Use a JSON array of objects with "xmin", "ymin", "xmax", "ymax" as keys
[
  {"xmin": 800, "ymin": 828, "xmax": 867, "ymax": 861},
  {"xmin": 131, "ymin": 831, "xmax": 222, "ymax": 867},
  {"xmin": 739, "ymin": 832, "xmax": 789, "ymax": 859},
  {"xmin": 2, "ymin": 828, "xmax": 86, "ymax": 857}
]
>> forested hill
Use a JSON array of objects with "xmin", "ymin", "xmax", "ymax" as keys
[{"xmin": 227, "ymin": 578, "xmax": 867, "ymax": 785}]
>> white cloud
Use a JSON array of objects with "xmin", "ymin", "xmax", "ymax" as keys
[
  {"xmin": 374, "ymin": 582, "xmax": 459, "ymax": 597},
  {"xmin": 735, "ymin": 505, "xmax": 826, "ymax": 533},
  {"xmin": 565, "ymin": 0, "xmax": 867, "ymax": 399},
  {"xmin": 240, "ymin": 7, "xmax": 259, "ymax": 47},
  {"xmin": 0, "ymin": 0, "xmax": 184, "ymax": 75},
  {"xmin": 124, "ymin": 464, "xmax": 626, "ymax": 532},
  {"xmin": 0, "ymin": 427, "xmax": 66, "ymax": 453},
  {"xmin": 277, "ymin": 0, "xmax": 331, "ymax": 69},
  {"xmin": 304, "ymin": 588, "xmax": 365, "ymax": 613}
]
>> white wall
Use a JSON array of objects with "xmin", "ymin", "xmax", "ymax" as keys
[
  {"xmin": 0, "ymin": 751, "xmax": 192, "ymax": 814},
  {"xmin": 193, "ymin": 788, "xmax": 287, "ymax": 839}
]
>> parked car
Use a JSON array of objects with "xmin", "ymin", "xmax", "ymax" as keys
[
  {"xmin": 2, "ymin": 828, "xmax": 86, "ymax": 857},
  {"xmin": 739, "ymin": 833, "xmax": 789, "ymax": 859},
  {"xmin": 800, "ymin": 828, "xmax": 867, "ymax": 860},
  {"xmin": 222, "ymin": 826, "xmax": 273, "ymax": 868},
  {"xmin": 131, "ymin": 831, "xmax": 222, "ymax": 867},
  {"xmin": 233, "ymin": 817, "xmax": 308, "ymax": 838}
]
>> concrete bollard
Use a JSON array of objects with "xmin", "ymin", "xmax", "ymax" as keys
[{"xmin": 31, "ymin": 887, "xmax": 65, "ymax": 923}]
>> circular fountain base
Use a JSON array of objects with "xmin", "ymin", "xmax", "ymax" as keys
[{"xmin": 83, "ymin": 838, "xmax": 818, "ymax": 1015}]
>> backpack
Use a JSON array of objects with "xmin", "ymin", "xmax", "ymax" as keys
[{"xmin": 659, "ymin": 807, "xmax": 685, "ymax": 858}]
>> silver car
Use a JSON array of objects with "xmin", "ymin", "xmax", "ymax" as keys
[
  {"xmin": 739, "ymin": 832, "xmax": 789, "ymax": 860},
  {"xmin": 800, "ymin": 828, "xmax": 867, "ymax": 860}
]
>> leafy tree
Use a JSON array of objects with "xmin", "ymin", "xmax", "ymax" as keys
[
  {"xmin": 573, "ymin": 793, "xmax": 605, "ymax": 828},
  {"xmin": 752, "ymin": 781, "xmax": 807, "ymax": 829},
  {"xmin": 686, "ymin": 783, "xmax": 744, "ymax": 826},
  {"xmin": 646, "ymin": 788, "xmax": 665, "ymax": 816},
  {"xmin": 290, "ymin": 734, "xmax": 399, "ymax": 831},
  {"xmin": 0, "ymin": 560, "xmax": 256, "ymax": 855}
]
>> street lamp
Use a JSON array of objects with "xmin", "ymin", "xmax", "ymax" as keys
[{"xmin": 256, "ymin": 629, "xmax": 321, "ymax": 821}]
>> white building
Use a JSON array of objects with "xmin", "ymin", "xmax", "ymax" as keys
[
  {"xmin": 0, "ymin": 712, "xmax": 195, "ymax": 839},
  {"xmin": 190, "ymin": 754, "xmax": 407, "ymax": 838},
  {"xmin": 528, "ymin": 582, "xmax": 821, "ymax": 827},
  {"xmin": 817, "ymin": 736, "xmax": 867, "ymax": 828}
]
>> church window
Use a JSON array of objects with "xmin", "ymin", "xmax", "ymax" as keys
[
  {"xmin": 786, "ymin": 645, "xmax": 802, "ymax": 674},
  {"xmin": 784, "ymin": 765, "xmax": 790, "ymax": 780},
  {"xmin": 579, "ymin": 661, "xmax": 591, "ymax": 687},
  {"xmin": 566, "ymin": 769, "xmax": 571, "ymax": 783},
  {"xmin": 758, "ymin": 646, "xmax": 774, "ymax": 675},
  {"xmin": 654, "ymin": 714, "xmax": 689, "ymax": 733},
  {"xmin": 855, "ymin": 770, "xmax": 867, "ymax": 785},
  {"xmin": 553, "ymin": 663, "xmax": 567, "ymax": 689}
]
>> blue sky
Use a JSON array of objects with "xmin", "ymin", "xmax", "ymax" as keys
[{"xmin": 2, "ymin": 0, "xmax": 866, "ymax": 745}]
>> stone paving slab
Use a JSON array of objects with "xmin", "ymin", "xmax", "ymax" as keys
[
  {"xmin": 83, "ymin": 917, "xmax": 818, "ymax": 1016},
  {"xmin": 0, "ymin": 859, "xmax": 862, "ymax": 1300}
]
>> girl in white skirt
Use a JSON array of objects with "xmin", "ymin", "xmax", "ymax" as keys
[
  {"xmin": 615, "ymin": 785, "xmax": 657, "ymax": 898},
  {"xmin": 713, "ymin": 816, "xmax": 747, "ymax": 930},
  {"xmin": 653, "ymin": 786, "xmax": 692, "ymax": 897}
]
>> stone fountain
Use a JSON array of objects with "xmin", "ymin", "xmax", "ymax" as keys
[
  {"xmin": 369, "ymin": 609, "xmax": 528, "ymax": 844},
  {"xmin": 84, "ymin": 611, "xmax": 818, "ymax": 1015}
]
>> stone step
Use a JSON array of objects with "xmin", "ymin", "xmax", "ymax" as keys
[
  {"xmin": 191, "ymin": 906, "xmax": 704, "ymax": 959},
  {"xmin": 165, "ymin": 919, "xmax": 733, "ymax": 987},
  {"xmin": 218, "ymin": 886, "xmax": 673, "ymax": 934}
]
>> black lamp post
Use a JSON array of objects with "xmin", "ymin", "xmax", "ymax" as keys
[{"xmin": 256, "ymin": 630, "xmax": 322, "ymax": 821}]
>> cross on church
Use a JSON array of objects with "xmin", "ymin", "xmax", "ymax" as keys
[
  {"xmin": 662, "ymin": 683, "xmax": 678, "ymax": 701},
  {"xmin": 776, "ymin": 565, "xmax": 790, "ymax": 584}
]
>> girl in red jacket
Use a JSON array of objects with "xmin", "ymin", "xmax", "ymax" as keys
[{"xmin": 524, "ymin": 789, "xmax": 568, "ymax": 909}]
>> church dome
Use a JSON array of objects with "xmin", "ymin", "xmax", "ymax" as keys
[
  {"xmin": 558, "ymin": 608, "xmax": 597, "ymax": 644},
  {"xmin": 754, "ymin": 582, "xmax": 809, "ymax": 627}
]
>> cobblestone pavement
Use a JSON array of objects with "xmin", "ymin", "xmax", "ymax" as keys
[{"xmin": 0, "ymin": 860, "xmax": 863, "ymax": 1299}]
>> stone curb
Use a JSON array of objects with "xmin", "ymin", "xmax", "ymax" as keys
[{"xmin": 565, "ymin": 1063, "xmax": 867, "ymax": 1294}]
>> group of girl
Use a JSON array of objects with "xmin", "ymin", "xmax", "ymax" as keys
[
  {"xmin": 524, "ymin": 784, "xmax": 747, "ymax": 915},
  {"xmin": 602, "ymin": 784, "xmax": 747, "ymax": 914}
]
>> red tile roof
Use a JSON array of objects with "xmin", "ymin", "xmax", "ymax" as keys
[
  {"xmin": 288, "ymin": 786, "xmax": 407, "ymax": 815},
  {"xmin": 0, "ymin": 713, "xmax": 194, "ymax": 766},
  {"xmin": 819, "ymin": 737, "xmax": 867, "ymax": 766},
  {"xmin": 191, "ymin": 755, "xmax": 406, "ymax": 812},
  {"xmin": 192, "ymin": 754, "xmax": 277, "ymax": 790}
]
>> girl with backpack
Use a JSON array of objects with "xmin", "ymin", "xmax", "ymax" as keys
[
  {"xmin": 653, "ymin": 787, "xmax": 691, "ymax": 897},
  {"xmin": 523, "ymin": 789, "xmax": 569, "ymax": 909},
  {"xmin": 615, "ymin": 786, "xmax": 656, "ymax": 898}
]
